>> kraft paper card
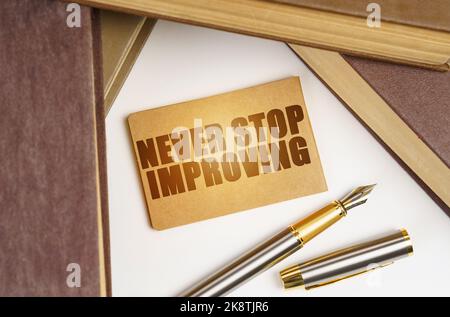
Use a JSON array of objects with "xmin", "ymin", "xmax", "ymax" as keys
[{"xmin": 128, "ymin": 77, "xmax": 327, "ymax": 230}]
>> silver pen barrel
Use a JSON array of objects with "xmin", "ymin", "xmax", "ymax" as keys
[
  {"xmin": 181, "ymin": 228, "xmax": 301, "ymax": 297},
  {"xmin": 180, "ymin": 185, "xmax": 375, "ymax": 297}
]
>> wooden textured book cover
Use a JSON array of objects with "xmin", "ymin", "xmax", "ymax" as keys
[
  {"xmin": 128, "ymin": 77, "xmax": 327, "ymax": 230},
  {"xmin": 0, "ymin": 1, "xmax": 110, "ymax": 296}
]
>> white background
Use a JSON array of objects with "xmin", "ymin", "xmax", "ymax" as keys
[{"xmin": 106, "ymin": 20, "xmax": 450, "ymax": 296}]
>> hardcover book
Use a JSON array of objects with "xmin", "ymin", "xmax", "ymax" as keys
[
  {"xmin": 289, "ymin": 44, "xmax": 450, "ymax": 215},
  {"xmin": 0, "ymin": 0, "xmax": 111, "ymax": 296},
  {"xmin": 72, "ymin": 0, "xmax": 450, "ymax": 70},
  {"xmin": 101, "ymin": 11, "xmax": 156, "ymax": 114},
  {"xmin": 266, "ymin": 0, "xmax": 450, "ymax": 32}
]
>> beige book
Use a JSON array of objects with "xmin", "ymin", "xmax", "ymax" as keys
[
  {"xmin": 101, "ymin": 11, "xmax": 156, "ymax": 113},
  {"xmin": 76, "ymin": 0, "xmax": 450, "ymax": 70},
  {"xmin": 266, "ymin": 0, "xmax": 450, "ymax": 32}
]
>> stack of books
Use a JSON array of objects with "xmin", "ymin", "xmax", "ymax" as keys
[{"xmin": 1, "ymin": 0, "xmax": 448, "ymax": 296}]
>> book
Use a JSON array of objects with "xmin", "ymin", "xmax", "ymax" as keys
[
  {"xmin": 289, "ymin": 44, "xmax": 450, "ymax": 215},
  {"xmin": 0, "ymin": 0, "xmax": 111, "ymax": 296},
  {"xmin": 101, "ymin": 11, "xmax": 156, "ymax": 114},
  {"xmin": 128, "ymin": 77, "xmax": 327, "ymax": 229},
  {"xmin": 266, "ymin": 0, "xmax": 450, "ymax": 32},
  {"xmin": 72, "ymin": 0, "xmax": 450, "ymax": 70}
]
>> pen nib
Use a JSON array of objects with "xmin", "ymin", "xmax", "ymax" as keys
[{"xmin": 339, "ymin": 184, "xmax": 376, "ymax": 211}]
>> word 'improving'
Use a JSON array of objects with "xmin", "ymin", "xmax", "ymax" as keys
[{"xmin": 135, "ymin": 105, "xmax": 311, "ymax": 199}]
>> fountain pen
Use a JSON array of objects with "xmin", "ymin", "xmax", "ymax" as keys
[{"xmin": 181, "ymin": 184, "xmax": 376, "ymax": 297}]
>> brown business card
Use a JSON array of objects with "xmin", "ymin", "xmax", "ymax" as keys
[{"xmin": 128, "ymin": 77, "xmax": 327, "ymax": 230}]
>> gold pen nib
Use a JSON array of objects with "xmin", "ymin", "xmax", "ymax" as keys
[{"xmin": 339, "ymin": 184, "xmax": 376, "ymax": 211}]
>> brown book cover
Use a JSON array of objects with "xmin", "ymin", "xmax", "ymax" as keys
[
  {"xmin": 342, "ymin": 55, "xmax": 450, "ymax": 169},
  {"xmin": 0, "ymin": 0, "xmax": 111, "ymax": 296},
  {"xmin": 267, "ymin": 0, "xmax": 450, "ymax": 32},
  {"xmin": 289, "ymin": 44, "xmax": 450, "ymax": 215}
]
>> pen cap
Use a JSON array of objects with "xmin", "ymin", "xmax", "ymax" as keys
[{"xmin": 280, "ymin": 229, "xmax": 413, "ymax": 290}]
